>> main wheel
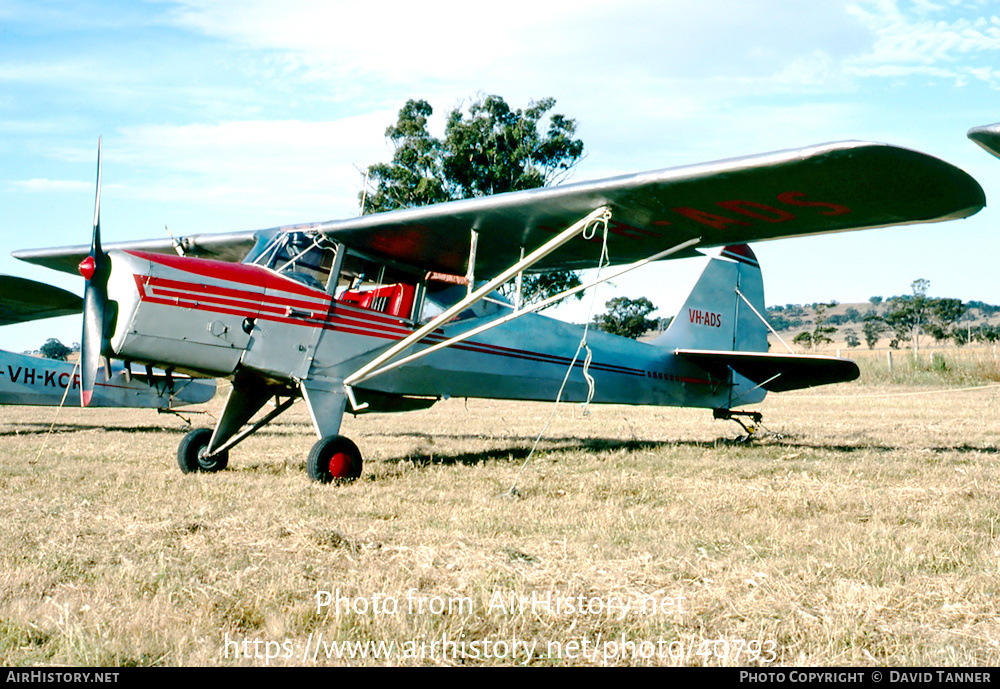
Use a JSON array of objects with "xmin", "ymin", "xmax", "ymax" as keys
[
  {"xmin": 307, "ymin": 435, "xmax": 362, "ymax": 483},
  {"xmin": 177, "ymin": 427, "xmax": 229, "ymax": 474}
]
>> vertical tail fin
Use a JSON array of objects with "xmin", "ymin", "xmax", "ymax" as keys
[{"xmin": 652, "ymin": 244, "xmax": 767, "ymax": 353}]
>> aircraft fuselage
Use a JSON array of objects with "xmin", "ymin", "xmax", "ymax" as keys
[{"xmin": 104, "ymin": 249, "xmax": 763, "ymax": 414}]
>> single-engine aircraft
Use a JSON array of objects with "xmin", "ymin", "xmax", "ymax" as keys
[
  {"xmin": 0, "ymin": 274, "xmax": 215, "ymax": 408},
  {"xmin": 13, "ymin": 140, "xmax": 985, "ymax": 482},
  {"xmin": 968, "ymin": 122, "xmax": 1000, "ymax": 159}
]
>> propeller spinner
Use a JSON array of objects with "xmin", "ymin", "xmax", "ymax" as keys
[{"xmin": 78, "ymin": 138, "xmax": 112, "ymax": 406}]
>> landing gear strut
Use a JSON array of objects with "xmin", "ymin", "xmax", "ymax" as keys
[
  {"xmin": 173, "ymin": 378, "xmax": 362, "ymax": 483},
  {"xmin": 713, "ymin": 408, "xmax": 763, "ymax": 440}
]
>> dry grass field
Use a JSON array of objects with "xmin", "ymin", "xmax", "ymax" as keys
[{"xmin": 2, "ymin": 349, "xmax": 999, "ymax": 666}]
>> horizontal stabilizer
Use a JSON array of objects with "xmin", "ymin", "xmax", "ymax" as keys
[{"xmin": 675, "ymin": 349, "xmax": 859, "ymax": 392}]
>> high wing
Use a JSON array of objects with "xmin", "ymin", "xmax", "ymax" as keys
[
  {"xmin": 968, "ymin": 123, "xmax": 1000, "ymax": 159},
  {"xmin": 13, "ymin": 230, "xmax": 260, "ymax": 277},
  {"xmin": 675, "ymin": 350, "xmax": 860, "ymax": 393},
  {"xmin": 14, "ymin": 141, "xmax": 984, "ymax": 278},
  {"xmin": 0, "ymin": 275, "xmax": 82, "ymax": 326}
]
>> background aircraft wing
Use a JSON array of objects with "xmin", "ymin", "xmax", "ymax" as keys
[
  {"xmin": 968, "ymin": 123, "xmax": 1000, "ymax": 159},
  {"xmin": 0, "ymin": 275, "xmax": 82, "ymax": 326},
  {"xmin": 14, "ymin": 141, "xmax": 984, "ymax": 278},
  {"xmin": 675, "ymin": 349, "xmax": 860, "ymax": 393}
]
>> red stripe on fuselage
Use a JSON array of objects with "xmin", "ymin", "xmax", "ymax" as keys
[
  {"xmin": 128, "ymin": 250, "xmax": 326, "ymax": 299},
  {"xmin": 128, "ymin": 260, "xmax": 647, "ymax": 378}
]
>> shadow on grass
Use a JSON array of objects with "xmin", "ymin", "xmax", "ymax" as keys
[
  {"xmin": 376, "ymin": 432, "xmax": 1000, "ymax": 469},
  {"xmin": 380, "ymin": 437, "xmax": 686, "ymax": 468},
  {"xmin": 0, "ymin": 422, "xmax": 197, "ymax": 437}
]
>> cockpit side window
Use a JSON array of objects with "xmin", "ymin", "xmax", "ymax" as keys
[{"xmin": 419, "ymin": 281, "xmax": 512, "ymax": 323}]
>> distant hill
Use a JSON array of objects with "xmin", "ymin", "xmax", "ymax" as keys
[
  {"xmin": 639, "ymin": 300, "xmax": 1000, "ymax": 350},
  {"xmin": 764, "ymin": 301, "xmax": 1000, "ymax": 351}
]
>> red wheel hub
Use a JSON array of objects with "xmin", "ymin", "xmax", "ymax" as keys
[{"xmin": 327, "ymin": 451, "xmax": 352, "ymax": 478}]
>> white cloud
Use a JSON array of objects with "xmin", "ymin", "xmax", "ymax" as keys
[
  {"xmin": 161, "ymin": 1, "xmax": 871, "ymax": 91},
  {"xmin": 107, "ymin": 112, "xmax": 398, "ymax": 217},
  {"xmin": 7, "ymin": 178, "xmax": 92, "ymax": 193},
  {"xmin": 846, "ymin": 0, "xmax": 1000, "ymax": 85}
]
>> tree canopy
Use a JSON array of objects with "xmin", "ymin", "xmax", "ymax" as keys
[
  {"xmin": 594, "ymin": 296, "xmax": 658, "ymax": 339},
  {"xmin": 361, "ymin": 95, "xmax": 585, "ymax": 305},
  {"xmin": 875, "ymin": 279, "xmax": 966, "ymax": 351},
  {"xmin": 39, "ymin": 338, "xmax": 72, "ymax": 361},
  {"xmin": 362, "ymin": 95, "xmax": 584, "ymax": 213},
  {"xmin": 792, "ymin": 303, "xmax": 837, "ymax": 351}
]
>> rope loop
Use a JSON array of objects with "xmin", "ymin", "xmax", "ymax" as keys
[{"xmin": 509, "ymin": 209, "xmax": 612, "ymax": 495}]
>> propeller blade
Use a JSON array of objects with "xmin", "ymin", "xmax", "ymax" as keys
[{"xmin": 79, "ymin": 137, "xmax": 108, "ymax": 407}]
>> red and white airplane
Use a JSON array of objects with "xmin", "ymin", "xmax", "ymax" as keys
[{"xmin": 13, "ymin": 140, "xmax": 985, "ymax": 481}]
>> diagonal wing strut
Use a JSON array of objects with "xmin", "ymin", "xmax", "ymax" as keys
[
  {"xmin": 341, "ymin": 206, "xmax": 611, "ymax": 409},
  {"xmin": 345, "ymin": 236, "xmax": 704, "ymax": 390},
  {"xmin": 341, "ymin": 206, "xmax": 705, "ymax": 407}
]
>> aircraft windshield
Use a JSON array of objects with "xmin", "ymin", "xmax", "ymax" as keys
[
  {"xmin": 244, "ymin": 230, "xmax": 336, "ymax": 289},
  {"xmin": 243, "ymin": 235, "xmax": 512, "ymax": 324}
]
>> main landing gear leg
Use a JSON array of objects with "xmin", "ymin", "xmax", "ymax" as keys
[
  {"xmin": 173, "ymin": 373, "xmax": 364, "ymax": 484},
  {"xmin": 301, "ymin": 381, "xmax": 361, "ymax": 483},
  {"xmin": 176, "ymin": 373, "xmax": 295, "ymax": 475},
  {"xmin": 713, "ymin": 408, "xmax": 763, "ymax": 441}
]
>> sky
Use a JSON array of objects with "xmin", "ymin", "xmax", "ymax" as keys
[{"xmin": 1, "ymin": 0, "xmax": 999, "ymax": 352}]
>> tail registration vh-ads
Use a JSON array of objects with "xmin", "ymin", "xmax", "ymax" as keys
[
  {"xmin": 0, "ymin": 274, "xmax": 215, "ymax": 409},
  {"xmin": 13, "ymin": 139, "xmax": 985, "ymax": 482}
]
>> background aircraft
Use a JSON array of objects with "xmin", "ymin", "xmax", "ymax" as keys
[
  {"xmin": 0, "ymin": 275, "xmax": 215, "ymax": 409},
  {"xmin": 13, "ymin": 140, "xmax": 985, "ymax": 481},
  {"xmin": 969, "ymin": 122, "xmax": 1000, "ymax": 161}
]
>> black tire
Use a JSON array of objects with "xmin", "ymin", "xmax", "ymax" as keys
[
  {"xmin": 177, "ymin": 428, "xmax": 229, "ymax": 474},
  {"xmin": 307, "ymin": 435, "xmax": 362, "ymax": 483}
]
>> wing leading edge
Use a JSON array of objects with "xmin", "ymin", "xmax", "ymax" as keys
[
  {"xmin": 14, "ymin": 141, "xmax": 985, "ymax": 278},
  {"xmin": 315, "ymin": 141, "xmax": 984, "ymax": 278},
  {"xmin": 675, "ymin": 349, "xmax": 860, "ymax": 393}
]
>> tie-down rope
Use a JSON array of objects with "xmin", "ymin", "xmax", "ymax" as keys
[{"xmin": 508, "ymin": 212, "xmax": 611, "ymax": 496}]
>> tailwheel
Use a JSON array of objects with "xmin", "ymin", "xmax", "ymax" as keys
[
  {"xmin": 307, "ymin": 435, "xmax": 362, "ymax": 483},
  {"xmin": 178, "ymin": 427, "xmax": 229, "ymax": 474},
  {"xmin": 713, "ymin": 408, "xmax": 763, "ymax": 442}
]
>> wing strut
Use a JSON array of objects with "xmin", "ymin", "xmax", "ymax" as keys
[
  {"xmin": 466, "ymin": 230, "xmax": 479, "ymax": 297},
  {"xmin": 345, "ymin": 236, "xmax": 703, "ymax": 390},
  {"xmin": 341, "ymin": 206, "xmax": 612, "ymax": 408}
]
